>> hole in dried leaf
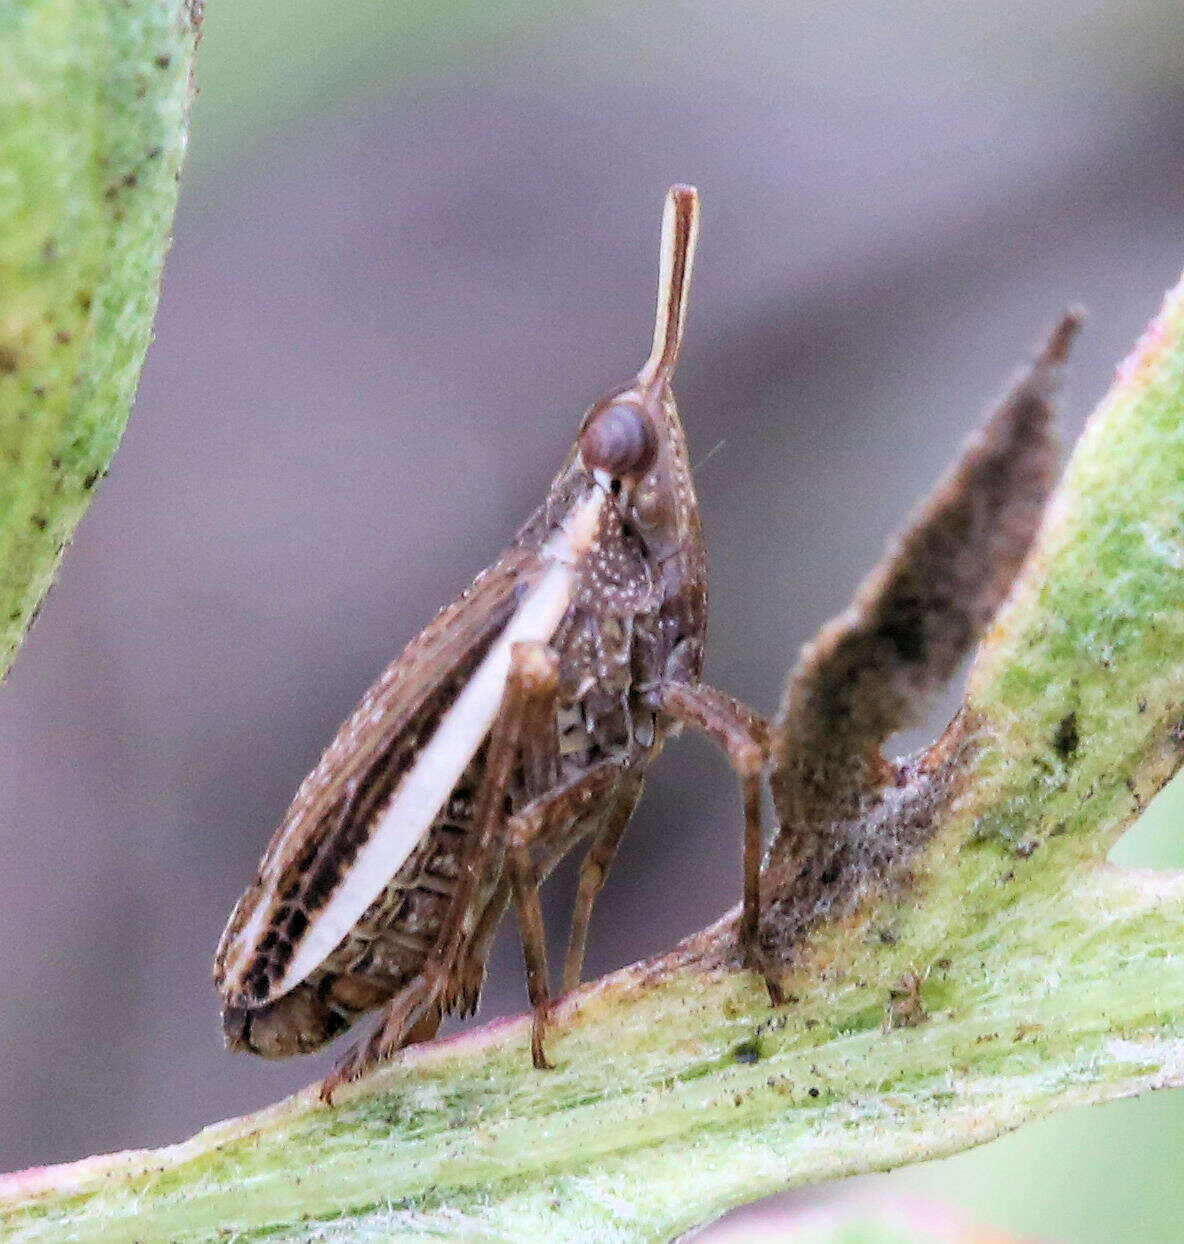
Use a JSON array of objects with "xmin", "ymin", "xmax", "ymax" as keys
[{"xmin": 1109, "ymin": 770, "xmax": 1184, "ymax": 869}]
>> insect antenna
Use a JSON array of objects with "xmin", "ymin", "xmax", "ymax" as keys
[
  {"xmin": 692, "ymin": 437, "xmax": 728, "ymax": 474},
  {"xmin": 640, "ymin": 184, "xmax": 700, "ymax": 388}
]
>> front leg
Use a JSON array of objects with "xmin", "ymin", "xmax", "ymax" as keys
[{"xmin": 650, "ymin": 681, "xmax": 782, "ymax": 1003}]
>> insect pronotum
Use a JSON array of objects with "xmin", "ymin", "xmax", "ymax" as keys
[{"xmin": 215, "ymin": 185, "xmax": 773, "ymax": 1093}]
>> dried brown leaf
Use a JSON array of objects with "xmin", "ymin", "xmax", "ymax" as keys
[{"xmin": 760, "ymin": 313, "xmax": 1080, "ymax": 961}]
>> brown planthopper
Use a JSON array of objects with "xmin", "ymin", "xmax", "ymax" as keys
[{"xmin": 214, "ymin": 185, "xmax": 774, "ymax": 1096}]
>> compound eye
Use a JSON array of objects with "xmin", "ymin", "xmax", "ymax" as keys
[{"xmin": 579, "ymin": 403, "xmax": 656, "ymax": 480}]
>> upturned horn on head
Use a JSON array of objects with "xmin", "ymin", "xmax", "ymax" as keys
[{"xmin": 640, "ymin": 184, "xmax": 700, "ymax": 388}]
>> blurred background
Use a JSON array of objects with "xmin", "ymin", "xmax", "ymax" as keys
[{"xmin": 3, "ymin": 1, "xmax": 1184, "ymax": 1238}]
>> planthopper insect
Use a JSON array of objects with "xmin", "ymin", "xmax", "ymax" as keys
[{"xmin": 215, "ymin": 185, "xmax": 773, "ymax": 1094}]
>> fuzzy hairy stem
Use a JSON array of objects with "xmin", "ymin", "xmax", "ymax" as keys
[
  {"xmin": 0, "ymin": 0, "xmax": 200, "ymax": 676},
  {"xmin": 4, "ymin": 273, "xmax": 1184, "ymax": 1240}
]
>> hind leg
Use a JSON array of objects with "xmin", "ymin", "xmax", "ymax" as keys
[
  {"xmin": 453, "ymin": 755, "xmax": 638, "ymax": 1060},
  {"xmin": 320, "ymin": 970, "xmax": 445, "ymax": 1100},
  {"xmin": 322, "ymin": 641, "xmax": 561, "ymax": 1096}
]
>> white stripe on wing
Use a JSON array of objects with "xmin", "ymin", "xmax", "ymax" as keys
[{"xmin": 273, "ymin": 488, "xmax": 605, "ymax": 996}]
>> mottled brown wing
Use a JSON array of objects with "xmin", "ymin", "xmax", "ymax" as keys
[{"xmin": 214, "ymin": 542, "xmax": 545, "ymax": 1007}]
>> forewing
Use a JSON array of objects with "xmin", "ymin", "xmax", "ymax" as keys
[{"xmin": 215, "ymin": 547, "xmax": 540, "ymax": 1006}]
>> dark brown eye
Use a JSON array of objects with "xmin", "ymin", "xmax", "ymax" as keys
[{"xmin": 579, "ymin": 403, "xmax": 656, "ymax": 479}]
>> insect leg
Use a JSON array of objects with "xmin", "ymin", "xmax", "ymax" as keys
[
  {"xmin": 454, "ymin": 754, "xmax": 636, "ymax": 1042},
  {"xmin": 561, "ymin": 772, "xmax": 643, "ymax": 994},
  {"xmin": 505, "ymin": 830, "xmax": 553, "ymax": 1068},
  {"xmin": 490, "ymin": 639, "xmax": 564, "ymax": 1069},
  {"xmin": 322, "ymin": 641, "xmax": 561, "ymax": 1098},
  {"xmin": 322, "ymin": 971, "xmax": 439, "ymax": 1098},
  {"xmin": 403, "ymin": 1007, "xmax": 444, "ymax": 1046},
  {"xmin": 649, "ymin": 682, "xmax": 782, "ymax": 1003},
  {"xmin": 503, "ymin": 756, "xmax": 635, "ymax": 1067}
]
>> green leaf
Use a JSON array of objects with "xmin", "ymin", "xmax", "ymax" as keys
[{"xmin": 0, "ymin": 0, "xmax": 200, "ymax": 675}]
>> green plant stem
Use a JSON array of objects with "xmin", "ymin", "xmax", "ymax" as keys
[{"xmin": 0, "ymin": 0, "xmax": 200, "ymax": 676}]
